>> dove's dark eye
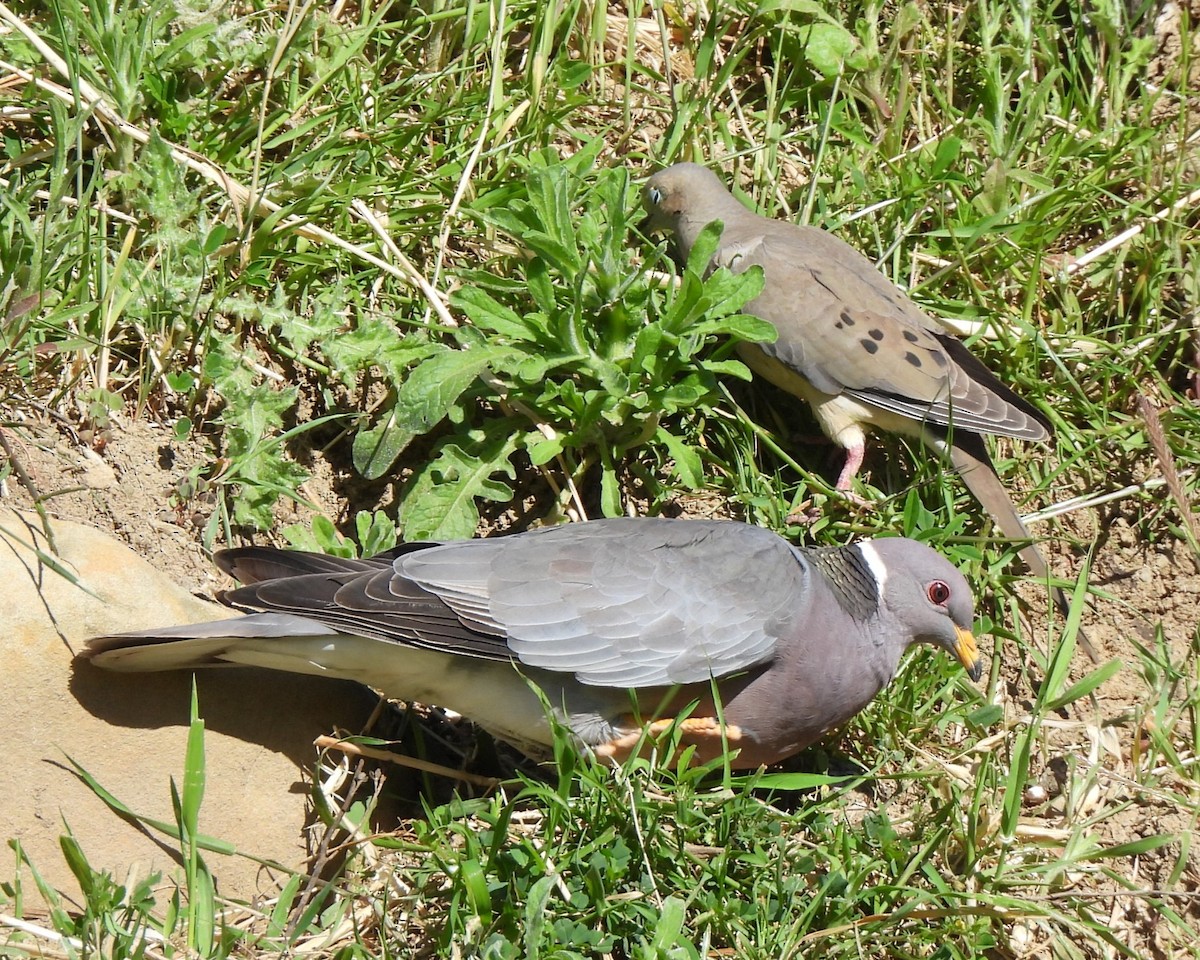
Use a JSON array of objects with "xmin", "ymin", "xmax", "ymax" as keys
[
  {"xmin": 647, "ymin": 186, "xmax": 663, "ymax": 204},
  {"xmin": 927, "ymin": 581, "xmax": 951, "ymax": 605}
]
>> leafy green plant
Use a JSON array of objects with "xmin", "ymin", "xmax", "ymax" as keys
[
  {"xmin": 6, "ymin": 836, "xmax": 168, "ymax": 960},
  {"xmin": 169, "ymin": 331, "xmax": 328, "ymax": 548},
  {"xmin": 367, "ymin": 150, "xmax": 774, "ymax": 538},
  {"xmin": 282, "ymin": 509, "xmax": 400, "ymax": 557}
]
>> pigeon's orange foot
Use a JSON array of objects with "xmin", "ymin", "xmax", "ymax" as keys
[{"xmin": 785, "ymin": 501, "xmax": 820, "ymax": 526}]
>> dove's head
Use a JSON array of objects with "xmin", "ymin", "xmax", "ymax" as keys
[
  {"xmin": 855, "ymin": 538, "xmax": 982, "ymax": 682},
  {"xmin": 642, "ymin": 162, "xmax": 746, "ymax": 254}
]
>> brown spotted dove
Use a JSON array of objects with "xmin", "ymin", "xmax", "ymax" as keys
[
  {"xmin": 84, "ymin": 518, "xmax": 980, "ymax": 769},
  {"xmin": 642, "ymin": 163, "xmax": 1093, "ymax": 661}
]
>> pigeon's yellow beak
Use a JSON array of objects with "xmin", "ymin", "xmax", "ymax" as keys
[{"xmin": 954, "ymin": 626, "xmax": 982, "ymax": 682}]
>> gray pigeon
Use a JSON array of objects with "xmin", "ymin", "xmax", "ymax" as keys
[
  {"xmin": 643, "ymin": 163, "xmax": 1093, "ymax": 661},
  {"xmin": 85, "ymin": 518, "xmax": 981, "ymax": 769}
]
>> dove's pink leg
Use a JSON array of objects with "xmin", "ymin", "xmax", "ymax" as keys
[
  {"xmin": 788, "ymin": 441, "xmax": 869, "ymax": 525},
  {"xmin": 834, "ymin": 442, "xmax": 865, "ymax": 491}
]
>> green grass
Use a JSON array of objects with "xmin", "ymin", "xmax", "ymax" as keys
[{"xmin": 3, "ymin": 0, "xmax": 1199, "ymax": 955}]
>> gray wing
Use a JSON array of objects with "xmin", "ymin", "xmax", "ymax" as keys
[
  {"xmin": 396, "ymin": 518, "xmax": 812, "ymax": 686},
  {"xmin": 724, "ymin": 222, "xmax": 1050, "ymax": 442},
  {"xmin": 88, "ymin": 521, "xmax": 815, "ymax": 686}
]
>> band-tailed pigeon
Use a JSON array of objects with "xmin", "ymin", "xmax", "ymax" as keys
[
  {"xmin": 85, "ymin": 518, "xmax": 980, "ymax": 768},
  {"xmin": 642, "ymin": 163, "xmax": 1092, "ymax": 660}
]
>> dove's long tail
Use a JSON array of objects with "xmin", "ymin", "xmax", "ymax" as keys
[{"xmin": 948, "ymin": 439, "xmax": 1098, "ymax": 663}]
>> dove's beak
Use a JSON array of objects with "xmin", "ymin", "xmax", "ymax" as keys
[{"xmin": 954, "ymin": 626, "xmax": 982, "ymax": 682}]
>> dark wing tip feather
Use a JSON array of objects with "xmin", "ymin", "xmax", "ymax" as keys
[
  {"xmin": 221, "ymin": 571, "xmax": 357, "ymax": 610},
  {"xmin": 934, "ymin": 333, "xmax": 1053, "ymax": 440},
  {"xmin": 214, "ymin": 543, "xmax": 448, "ymax": 585},
  {"xmin": 216, "ymin": 559, "xmax": 517, "ymax": 661},
  {"xmin": 216, "ymin": 547, "xmax": 391, "ymax": 584}
]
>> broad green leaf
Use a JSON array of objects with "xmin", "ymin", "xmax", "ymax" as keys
[
  {"xmin": 522, "ymin": 875, "xmax": 557, "ymax": 957},
  {"xmin": 660, "ymin": 379, "xmax": 710, "ymax": 412},
  {"xmin": 324, "ymin": 328, "xmax": 436, "ymax": 383},
  {"xmin": 353, "ymin": 407, "xmax": 417, "ymax": 481},
  {"xmin": 685, "ymin": 220, "xmax": 724, "ymax": 275},
  {"xmin": 523, "ymin": 230, "xmax": 580, "ymax": 271},
  {"xmin": 395, "ymin": 345, "xmax": 509, "ymax": 434},
  {"xmin": 526, "ymin": 258, "xmax": 559, "ymax": 316},
  {"xmin": 929, "ymin": 135, "xmax": 964, "ymax": 180},
  {"xmin": 648, "ymin": 896, "xmax": 690, "ymax": 952},
  {"xmin": 512, "ymin": 352, "xmax": 559, "ymax": 383},
  {"xmin": 694, "ymin": 265, "xmax": 765, "ymax": 319},
  {"xmin": 600, "ymin": 461, "xmax": 622, "ymax": 518},
  {"xmin": 190, "ymin": 860, "xmax": 215, "ymax": 955},
  {"xmin": 966, "ymin": 703, "xmax": 1004, "ymax": 728},
  {"xmin": 657, "ymin": 427, "xmax": 704, "ymax": 488},
  {"xmin": 692, "ymin": 311, "xmax": 776, "ymax": 342},
  {"xmin": 355, "ymin": 345, "xmax": 509, "ymax": 479},
  {"xmin": 400, "ymin": 430, "xmax": 520, "ymax": 540},
  {"xmin": 631, "ymin": 323, "xmax": 665, "ymax": 373},
  {"xmin": 702, "ymin": 358, "xmax": 755, "ymax": 380},
  {"xmin": 527, "ymin": 433, "xmax": 565, "ymax": 466},
  {"xmin": 453, "ymin": 286, "xmax": 539, "ymax": 341},
  {"xmin": 794, "ymin": 22, "xmax": 858, "ymax": 78},
  {"xmin": 461, "ymin": 858, "xmax": 493, "ymax": 926},
  {"xmin": 165, "ymin": 370, "xmax": 194, "ymax": 392}
]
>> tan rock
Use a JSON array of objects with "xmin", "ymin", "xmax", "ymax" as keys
[{"xmin": 0, "ymin": 509, "xmax": 378, "ymax": 907}]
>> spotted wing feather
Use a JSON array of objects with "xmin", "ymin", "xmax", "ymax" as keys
[{"xmin": 723, "ymin": 224, "xmax": 1050, "ymax": 442}]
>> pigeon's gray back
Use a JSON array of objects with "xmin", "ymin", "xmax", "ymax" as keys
[{"xmin": 397, "ymin": 517, "xmax": 813, "ymax": 686}]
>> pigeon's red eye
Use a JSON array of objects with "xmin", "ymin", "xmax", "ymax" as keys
[{"xmin": 928, "ymin": 581, "xmax": 951, "ymax": 605}]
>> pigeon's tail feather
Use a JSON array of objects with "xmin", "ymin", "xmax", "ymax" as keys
[
  {"xmin": 84, "ymin": 613, "xmax": 339, "ymax": 671},
  {"xmin": 84, "ymin": 619, "xmax": 496, "ymax": 719},
  {"xmin": 949, "ymin": 439, "xmax": 1099, "ymax": 663}
]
